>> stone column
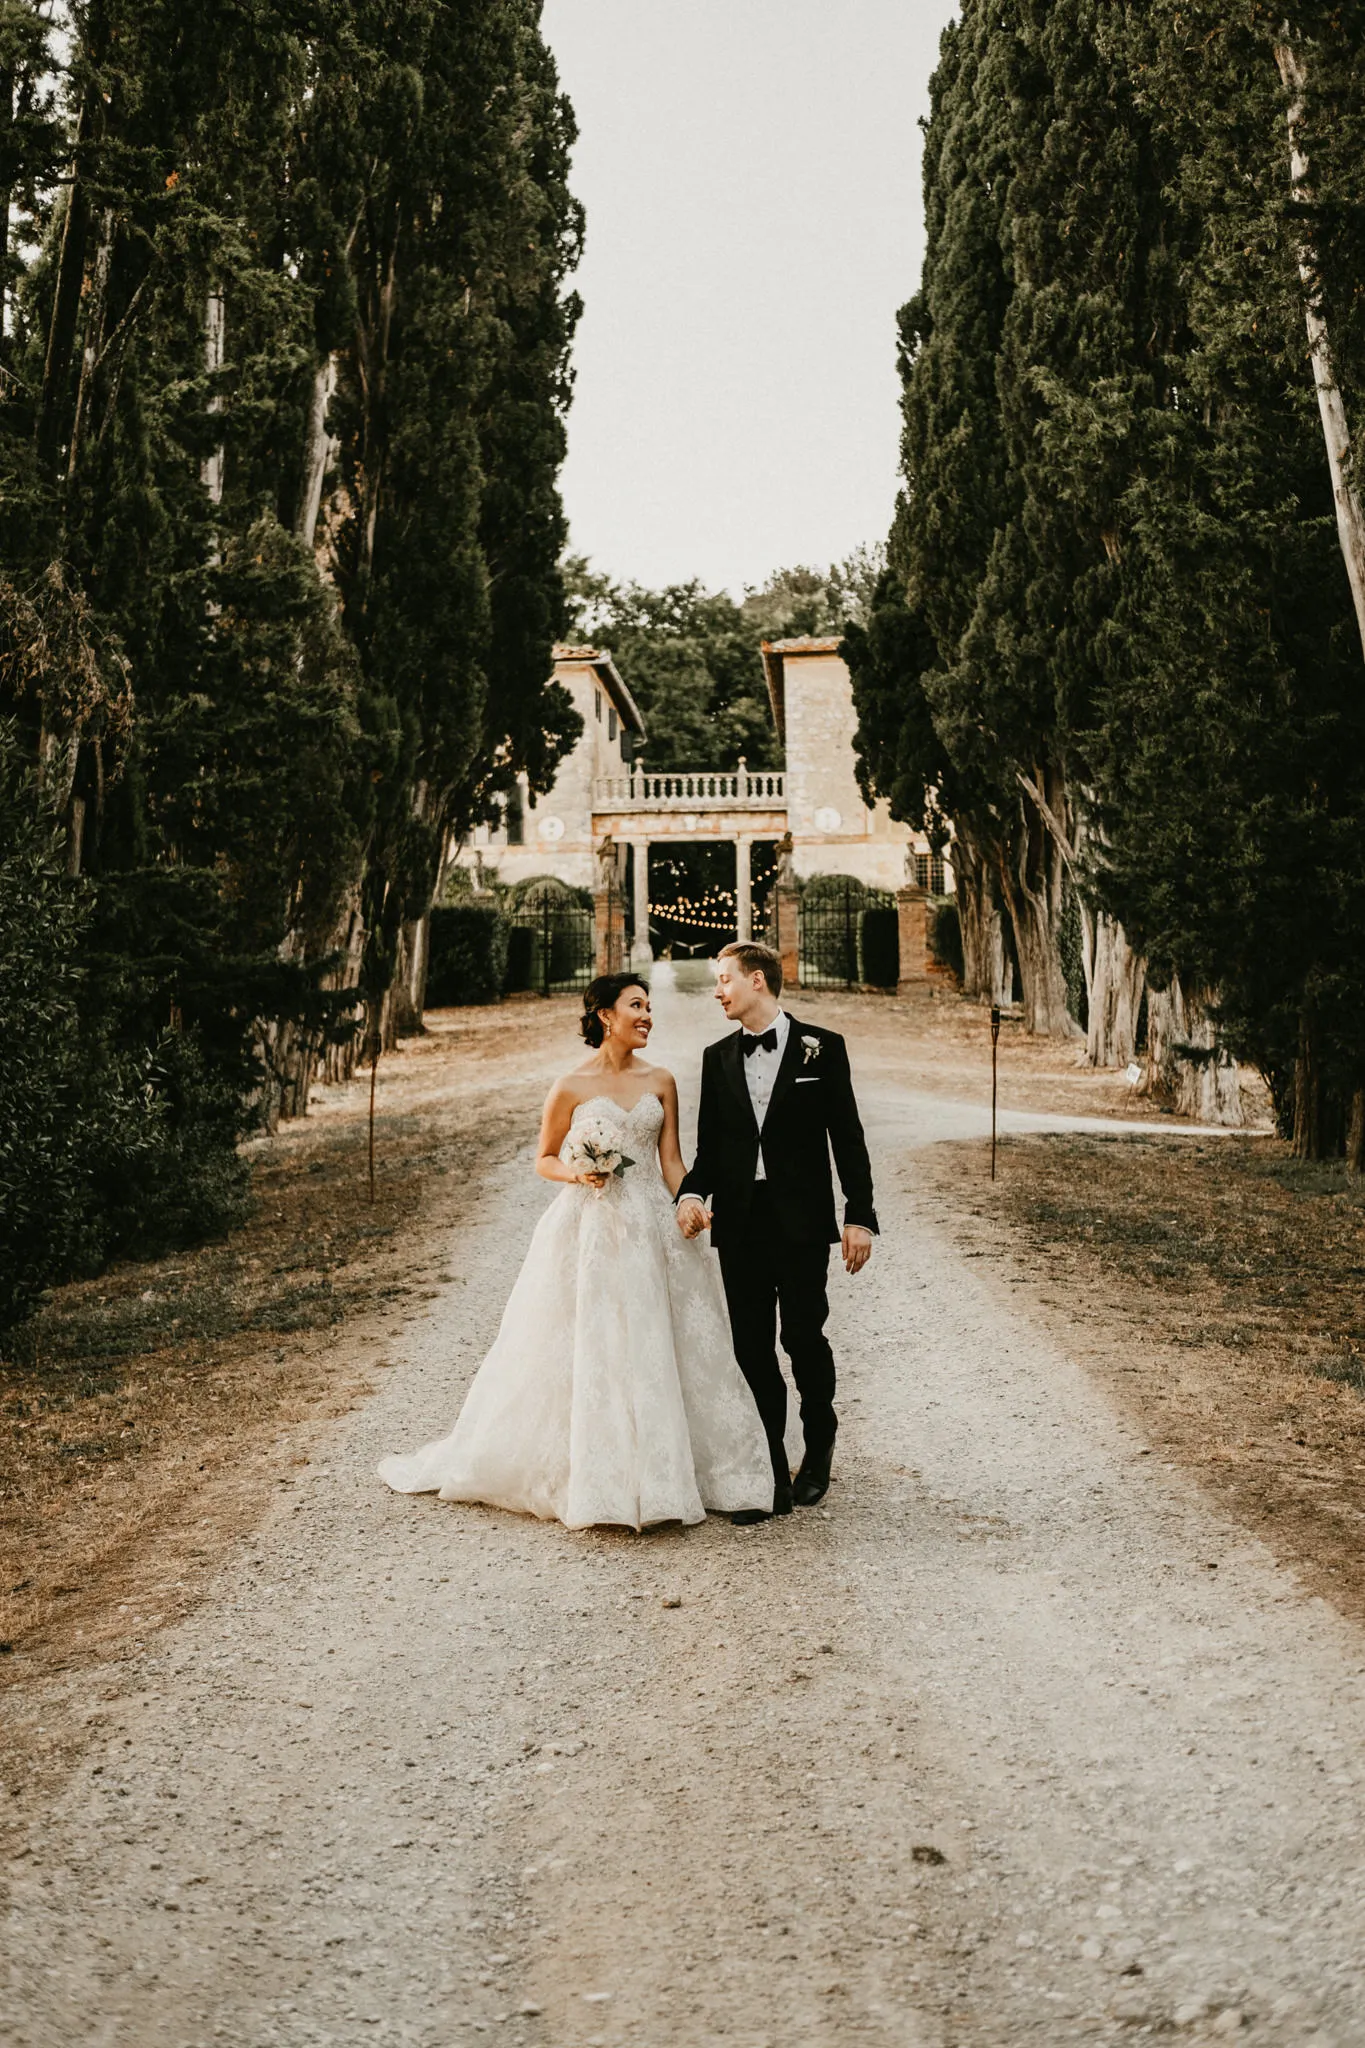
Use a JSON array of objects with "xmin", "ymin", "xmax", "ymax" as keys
[
  {"xmin": 735, "ymin": 837, "xmax": 752, "ymax": 945},
  {"xmin": 594, "ymin": 838, "xmax": 626, "ymax": 977},
  {"xmin": 630, "ymin": 840, "xmax": 652, "ymax": 968},
  {"xmin": 595, "ymin": 885, "xmax": 626, "ymax": 977},
  {"xmin": 896, "ymin": 883, "xmax": 930, "ymax": 993},
  {"xmin": 775, "ymin": 884, "xmax": 801, "ymax": 992}
]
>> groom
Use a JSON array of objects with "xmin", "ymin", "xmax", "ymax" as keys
[{"xmin": 676, "ymin": 941, "xmax": 877, "ymax": 1522}]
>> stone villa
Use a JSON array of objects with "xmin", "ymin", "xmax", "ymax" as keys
[{"xmin": 457, "ymin": 638, "xmax": 946, "ymax": 958}]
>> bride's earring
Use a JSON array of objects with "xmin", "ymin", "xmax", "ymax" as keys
[{"xmin": 603, "ymin": 1021, "xmax": 612, "ymax": 1038}]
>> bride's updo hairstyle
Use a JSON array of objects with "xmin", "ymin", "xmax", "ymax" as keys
[{"xmin": 581, "ymin": 971, "xmax": 647, "ymax": 1047}]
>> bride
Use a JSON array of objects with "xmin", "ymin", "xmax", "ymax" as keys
[{"xmin": 378, "ymin": 970, "xmax": 774, "ymax": 1530}]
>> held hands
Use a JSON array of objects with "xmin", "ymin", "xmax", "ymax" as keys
[
  {"xmin": 842, "ymin": 1225, "xmax": 873, "ymax": 1276},
  {"xmin": 676, "ymin": 1196, "xmax": 711, "ymax": 1240}
]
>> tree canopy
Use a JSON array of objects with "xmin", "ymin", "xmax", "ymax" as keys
[
  {"xmin": 0, "ymin": 0, "xmax": 582, "ymax": 1325},
  {"xmin": 849, "ymin": 0, "xmax": 1365, "ymax": 1153},
  {"xmin": 568, "ymin": 551, "xmax": 882, "ymax": 773}
]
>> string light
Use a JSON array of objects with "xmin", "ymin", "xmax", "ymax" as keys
[{"xmin": 643, "ymin": 850, "xmax": 781, "ymax": 933}]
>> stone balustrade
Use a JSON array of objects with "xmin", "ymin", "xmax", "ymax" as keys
[{"xmin": 593, "ymin": 764, "xmax": 786, "ymax": 811}]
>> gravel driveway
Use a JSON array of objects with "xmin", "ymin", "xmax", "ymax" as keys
[{"xmin": 4, "ymin": 973, "xmax": 1363, "ymax": 2047}]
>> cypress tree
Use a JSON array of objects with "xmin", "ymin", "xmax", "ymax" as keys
[
  {"xmin": 0, "ymin": 0, "xmax": 585, "ymax": 1317},
  {"xmin": 847, "ymin": 7, "xmax": 1019, "ymax": 1008},
  {"xmin": 1087, "ymin": 1, "xmax": 1365, "ymax": 1153}
]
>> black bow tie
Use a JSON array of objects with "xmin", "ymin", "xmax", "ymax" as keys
[{"xmin": 742, "ymin": 1027, "xmax": 779, "ymax": 1057}]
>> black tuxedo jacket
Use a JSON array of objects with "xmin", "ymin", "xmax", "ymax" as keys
[{"xmin": 678, "ymin": 1015, "xmax": 878, "ymax": 1251}]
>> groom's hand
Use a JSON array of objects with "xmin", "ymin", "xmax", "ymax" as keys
[
  {"xmin": 677, "ymin": 1196, "xmax": 711, "ymax": 1239},
  {"xmin": 842, "ymin": 1225, "xmax": 873, "ymax": 1275}
]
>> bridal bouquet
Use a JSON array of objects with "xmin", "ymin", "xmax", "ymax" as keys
[{"xmin": 563, "ymin": 1114, "xmax": 634, "ymax": 1191}]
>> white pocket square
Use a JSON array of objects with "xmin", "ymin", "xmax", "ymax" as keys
[{"xmin": 795, "ymin": 1076, "xmax": 820, "ymax": 1084}]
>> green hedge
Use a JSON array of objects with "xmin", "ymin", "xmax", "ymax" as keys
[
  {"xmin": 426, "ymin": 903, "xmax": 509, "ymax": 1007},
  {"xmin": 0, "ymin": 783, "xmax": 248, "ymax": 1332},
  {"xmin": 927, "ymin": 898, "xmax": 964, "ymax": 983}
]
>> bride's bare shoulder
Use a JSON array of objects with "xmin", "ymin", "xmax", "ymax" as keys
[{"xmin": 549, "ymin": 1064, "xmax": 599, "ymax": 1099}]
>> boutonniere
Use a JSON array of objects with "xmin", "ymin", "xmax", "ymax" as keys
[{"xmin": 801, "ymin": 1035, "xmax": 821, "ymax": 1066}]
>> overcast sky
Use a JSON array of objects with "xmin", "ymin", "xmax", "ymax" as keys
[{"xmin": 540, "ymin": 0, "xmax": 960, "ymax": 597}]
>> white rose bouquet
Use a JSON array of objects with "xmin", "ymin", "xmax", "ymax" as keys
[{"xmin": 562, "ymin": 1114, "xmax": 635, "ymax": 1191}]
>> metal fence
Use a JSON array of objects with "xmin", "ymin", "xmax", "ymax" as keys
[
  {"xmin": 504, "ymin": 886, "xmax": 595, "ymax": 997},
  {"xmin": 798, "ymin": 881, "xmax": 899, "ymax": 991}
]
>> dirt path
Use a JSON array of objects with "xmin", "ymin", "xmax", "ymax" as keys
[{"xmin": 4, "ymin": 975, "xmax": 1364, "ymax": 2047}]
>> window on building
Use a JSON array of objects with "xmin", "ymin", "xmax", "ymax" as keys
[
  {"xmin": 608, "ymin": 706, "xmax": 618, "ymax": 742},
  {"xmin": 595, "ymin": 690, "xmax": 602, "ymax": 721},
  {"xmin": 914, "ymin": 852, "xmax": 947, "ymax": 894}
]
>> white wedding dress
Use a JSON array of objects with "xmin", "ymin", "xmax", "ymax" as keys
[{"xmin": 378, "ymin": 1094, "xmax": 774, "ymax": 1529}]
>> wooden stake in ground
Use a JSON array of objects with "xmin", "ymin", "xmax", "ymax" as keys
[{"xmin": 991, "ymin": 1004, "xmax": 1001, "ymax": 1181}]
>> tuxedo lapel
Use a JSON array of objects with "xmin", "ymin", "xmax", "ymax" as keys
[
  {"xmin": 720, "ymin": 1028, "xmax": 759, "ymax": 1134},
  {"xmin": 764, "ymin": 1011, "xmax": 805, "ymax": 1129}
]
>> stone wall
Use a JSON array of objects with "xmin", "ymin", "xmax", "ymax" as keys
[
  {"xmin": 780, "ymin": 645, "xmax": 914, "ymax": 891},
  {"xmin": 455, "ymin": 651, "xmax": 635, "ymax": 893}
]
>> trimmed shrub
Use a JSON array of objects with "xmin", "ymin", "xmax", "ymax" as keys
[
  {"xmin": 426, "ymin": 903, "xmax": 509, "ymax": 1007},
  {"xmin": 927, "ymin": 898, "xmax": 964, "ymax": 983},
  {"xmin": 0, "ymin": 759, "xmax": 249, "ymax": 1331},
  {"xmin": 802, "ymin": 871, "xmax": 870, "ymax": 906}
]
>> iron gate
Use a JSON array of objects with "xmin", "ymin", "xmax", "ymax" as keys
[
  {"xmin": 798, "ymin": 880, "xmax": 898, "ymax": 991},
  {"xmin": 505, "ymin": 883, "xmax": 594, "ymax": 996}
]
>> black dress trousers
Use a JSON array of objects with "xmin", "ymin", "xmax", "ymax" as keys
[{"xmin": 716, "ymin": 1182, "xmax": 836, "ymax": 1484}]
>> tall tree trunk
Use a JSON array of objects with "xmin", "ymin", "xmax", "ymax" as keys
[
  {"xmin": 266, "ymin": 351, "xmax": 348, "ymax": 1122},
  {"xmin": 0, "ymin": 62, "xmax": 13, "ymax": 364},
  {"xmin": 998, "ymin": 769, "xmax": 1081, "ymax": 1039},
  {"xmin": 1346, "ymin": 1087, "xmax": 1365, "ymax": 1176},
  {"xmin": 36, "ymin": 72, "xmax": 103, "ymax": 467},
  {"xmin": 296, "ymin": 352, "xmax": 338, "ymax": 549},
  {"xmin": 1147, "ymin": 978, "xmax": 1243, "ymax": 1127},
  {"xmin": 320, "ymin": 893, "xmax": 367, "ymax": 1088},
  {"xmin": 1087, "ymin": 913, "xmax": 1146, "ymax": 1069},
  {"xmin": 201, "ymin": 288, "xmax": 226, "ymax": 504},
  {"xmin": 951, "ymin": 830, "xmax": 1008, "ymax": 1003},
  {"xmin": 392, "ymin": 911, "xmax": 431, "ymax": 1037},
  {"xmin": 65, "ymin": 206, "xmax": 115, "ymax": 479},
  {"xmin": 1289, "ymin": 999, "xmax": 1348, "ymax": 1159},
  {"xmin": 1275, "ymin": 38, "xmax": 1365, "ymax": 662},
  {"xmin": 37, "ymin": 183, "xmax": 89, "ymax": 466},
  {"xmin": 355, "ymin": 228, "xmax": 399, "ymax": 605}
]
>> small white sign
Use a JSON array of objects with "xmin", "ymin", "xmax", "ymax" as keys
[
  {"xmin": 537, "ymin": 815, "xmax": 566, "ymax": 842},
  {"xmin": 814, "ymin": 805, "xmax": 843, "ymax": 833}
]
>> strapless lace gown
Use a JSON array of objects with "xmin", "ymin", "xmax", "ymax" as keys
[{"xmin": 377, "ymin": 1094, "xmax": 773, "ymax": 1529}]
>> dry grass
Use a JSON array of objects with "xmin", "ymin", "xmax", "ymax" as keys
[
  {"xmin": 806, "ymin": 980, "xmax": 1275, "ymax": 1128},
  {"xmin": 917, "ymin": 1130, "xmax": 1365, "ymax": 1621}
]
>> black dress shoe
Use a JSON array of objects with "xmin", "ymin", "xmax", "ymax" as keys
[
  {"xmin": 792, "ymin": 1454, "xmax": 832, "ymax": 1507},
  {"xmin": 731, "ymin": 1478, "xmax": 794, "ymax": 1526}
]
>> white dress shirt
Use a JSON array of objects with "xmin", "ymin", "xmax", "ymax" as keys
[{"xmin": 742, "ymin": 1008, "xmax": 789, "ymax": 1181}]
